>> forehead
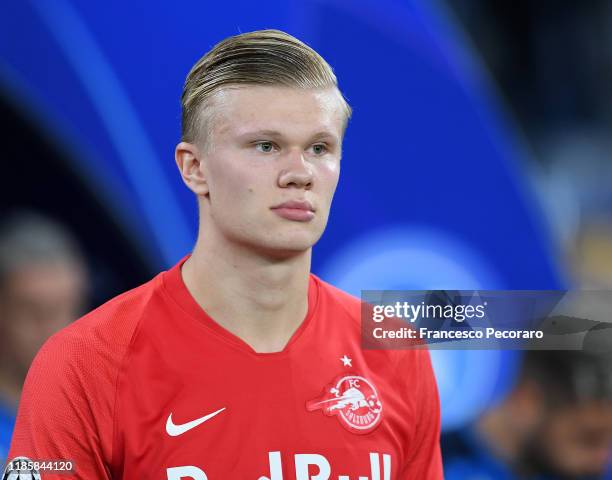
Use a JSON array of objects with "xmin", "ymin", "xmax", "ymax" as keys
[{"xmin": 210, "ymin": 85, "xmax": 346, "ymax": 138}]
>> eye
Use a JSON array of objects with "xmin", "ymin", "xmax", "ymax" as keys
[
  {"xmin": 255, "ymin": 141, "xmax": 276, "ymax": 153},
  {"xmin": 311, "ymin": 144, "xmax": 328, "ymax": 155}
]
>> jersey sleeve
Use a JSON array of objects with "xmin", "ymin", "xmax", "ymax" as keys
[
  {"xmin": 400, "ymin": 348, "xmax": 444, "ymax": 479},
  {"xmin": 8, "ymin": 327, "xmax": 117, "ymax": 480}
]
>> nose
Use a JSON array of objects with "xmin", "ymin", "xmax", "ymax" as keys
[{"xmin": 277, "ymin": 148, "xmax": 313, "ymax": 189}]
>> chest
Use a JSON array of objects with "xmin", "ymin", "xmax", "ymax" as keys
[{"xmin": 112, "ymin": 326, "xmax": 417, "ymax": 479}]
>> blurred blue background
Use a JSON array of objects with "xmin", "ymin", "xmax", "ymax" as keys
[{"xmin": 2, "ymin": 0, "xmax": 612, "ymax": 474}]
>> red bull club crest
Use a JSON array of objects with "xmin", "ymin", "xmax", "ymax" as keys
[{"xmin": 306, "ymin": 375, "xmax": 383, "ymax": 434}]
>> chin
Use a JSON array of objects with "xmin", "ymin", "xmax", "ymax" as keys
[
  {"xmin": 268, "ymin": 239, "xmax": 316, "ymax": 255},
  {"xmin": 252, "ymin": 233, "xmax": 320, "ymax": 259},
  {"xmin": 223, "ymin": 222, "xmax": 324, "ymax": 258}
]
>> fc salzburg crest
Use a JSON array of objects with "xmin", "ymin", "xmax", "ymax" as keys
[{"xmin": 306, "ymin": 375, "xmax": 383, "ymax": 434}]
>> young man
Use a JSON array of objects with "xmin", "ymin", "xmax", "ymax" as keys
[{"xmin": 8, "ymin": 30, "xmax": 442, "ymax": 479}]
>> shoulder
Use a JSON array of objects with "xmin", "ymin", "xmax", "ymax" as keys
[
  {"xmin": 9, "ymin": 272, "xmax": 165, "ymax": 476},
  {"xmin": 310, "ymin": 274, "xmax": 429, "ymax": 361},
  {"xmin": 13, "ymin": 272, "xmax": 166, "ymax": 464},
  {"xmin": 28, "ymin": 271, "xmax": 164, "ymax": 388},
  {"xmin": 311, "ymin": 273, "xmax": 361, "ymax": 319},
  {"xmin": 71, "ymin": 271, "xmax": 163, "ymax": 339}
]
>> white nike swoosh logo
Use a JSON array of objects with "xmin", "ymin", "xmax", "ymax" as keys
[{"xmin": 166, "ymin": 407, "xmax": 226, "ymax": 436}]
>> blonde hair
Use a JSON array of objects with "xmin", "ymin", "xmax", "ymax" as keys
[{"xmin": 181, "ymin": 29, "xmax": 352, "ymax": 145}]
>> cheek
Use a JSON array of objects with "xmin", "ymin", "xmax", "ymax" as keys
[
  {"xmin": 208, "ymin": 161, "xmax": 257, "ymax": 199},
  {"xmin": 318, "ymin": 161, "xmax": 340, "ymax": 194}
]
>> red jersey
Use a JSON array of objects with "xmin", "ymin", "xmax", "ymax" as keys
[{"xmin": 8, "ymin": 255, "xmax": 442, "ymax": 479}]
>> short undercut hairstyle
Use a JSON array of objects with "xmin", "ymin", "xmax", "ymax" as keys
[{"xmin": 181, "ymin": 29, "xmax": 352, "ymax": 146}]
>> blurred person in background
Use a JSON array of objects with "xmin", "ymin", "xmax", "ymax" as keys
[
  {"xmin": 0, "ymin": 211, "xmax": 88, "ymax": 460},
  {"xmin": 443, "ymin": 343, "xmax": 612, "ymax": 480}
]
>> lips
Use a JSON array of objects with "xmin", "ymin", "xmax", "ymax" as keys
[{"xmin": 271, "ymin": 200, "xmax": 315, "ymax": 222}]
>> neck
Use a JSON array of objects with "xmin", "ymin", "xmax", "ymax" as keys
[{"xmin": 181, "ymin": 228, "xmax": 312, "ymax": 353}]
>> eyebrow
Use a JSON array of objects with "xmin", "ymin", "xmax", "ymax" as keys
[
  {"xmin": 237, "ymin": 129, "xmax": 339, "ymax": 142},
  {"xmin": 310, "ymin": 131, "xmax": 339, "ymax": 141},
  {"xmin": 237, "ymin": 129, "xmax": 283, "ymax": 138}
]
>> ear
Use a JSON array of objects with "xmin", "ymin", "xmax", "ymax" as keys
[{"xmin": 175, "ymin": 141, "xmax": 209, "ymax": 196}]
